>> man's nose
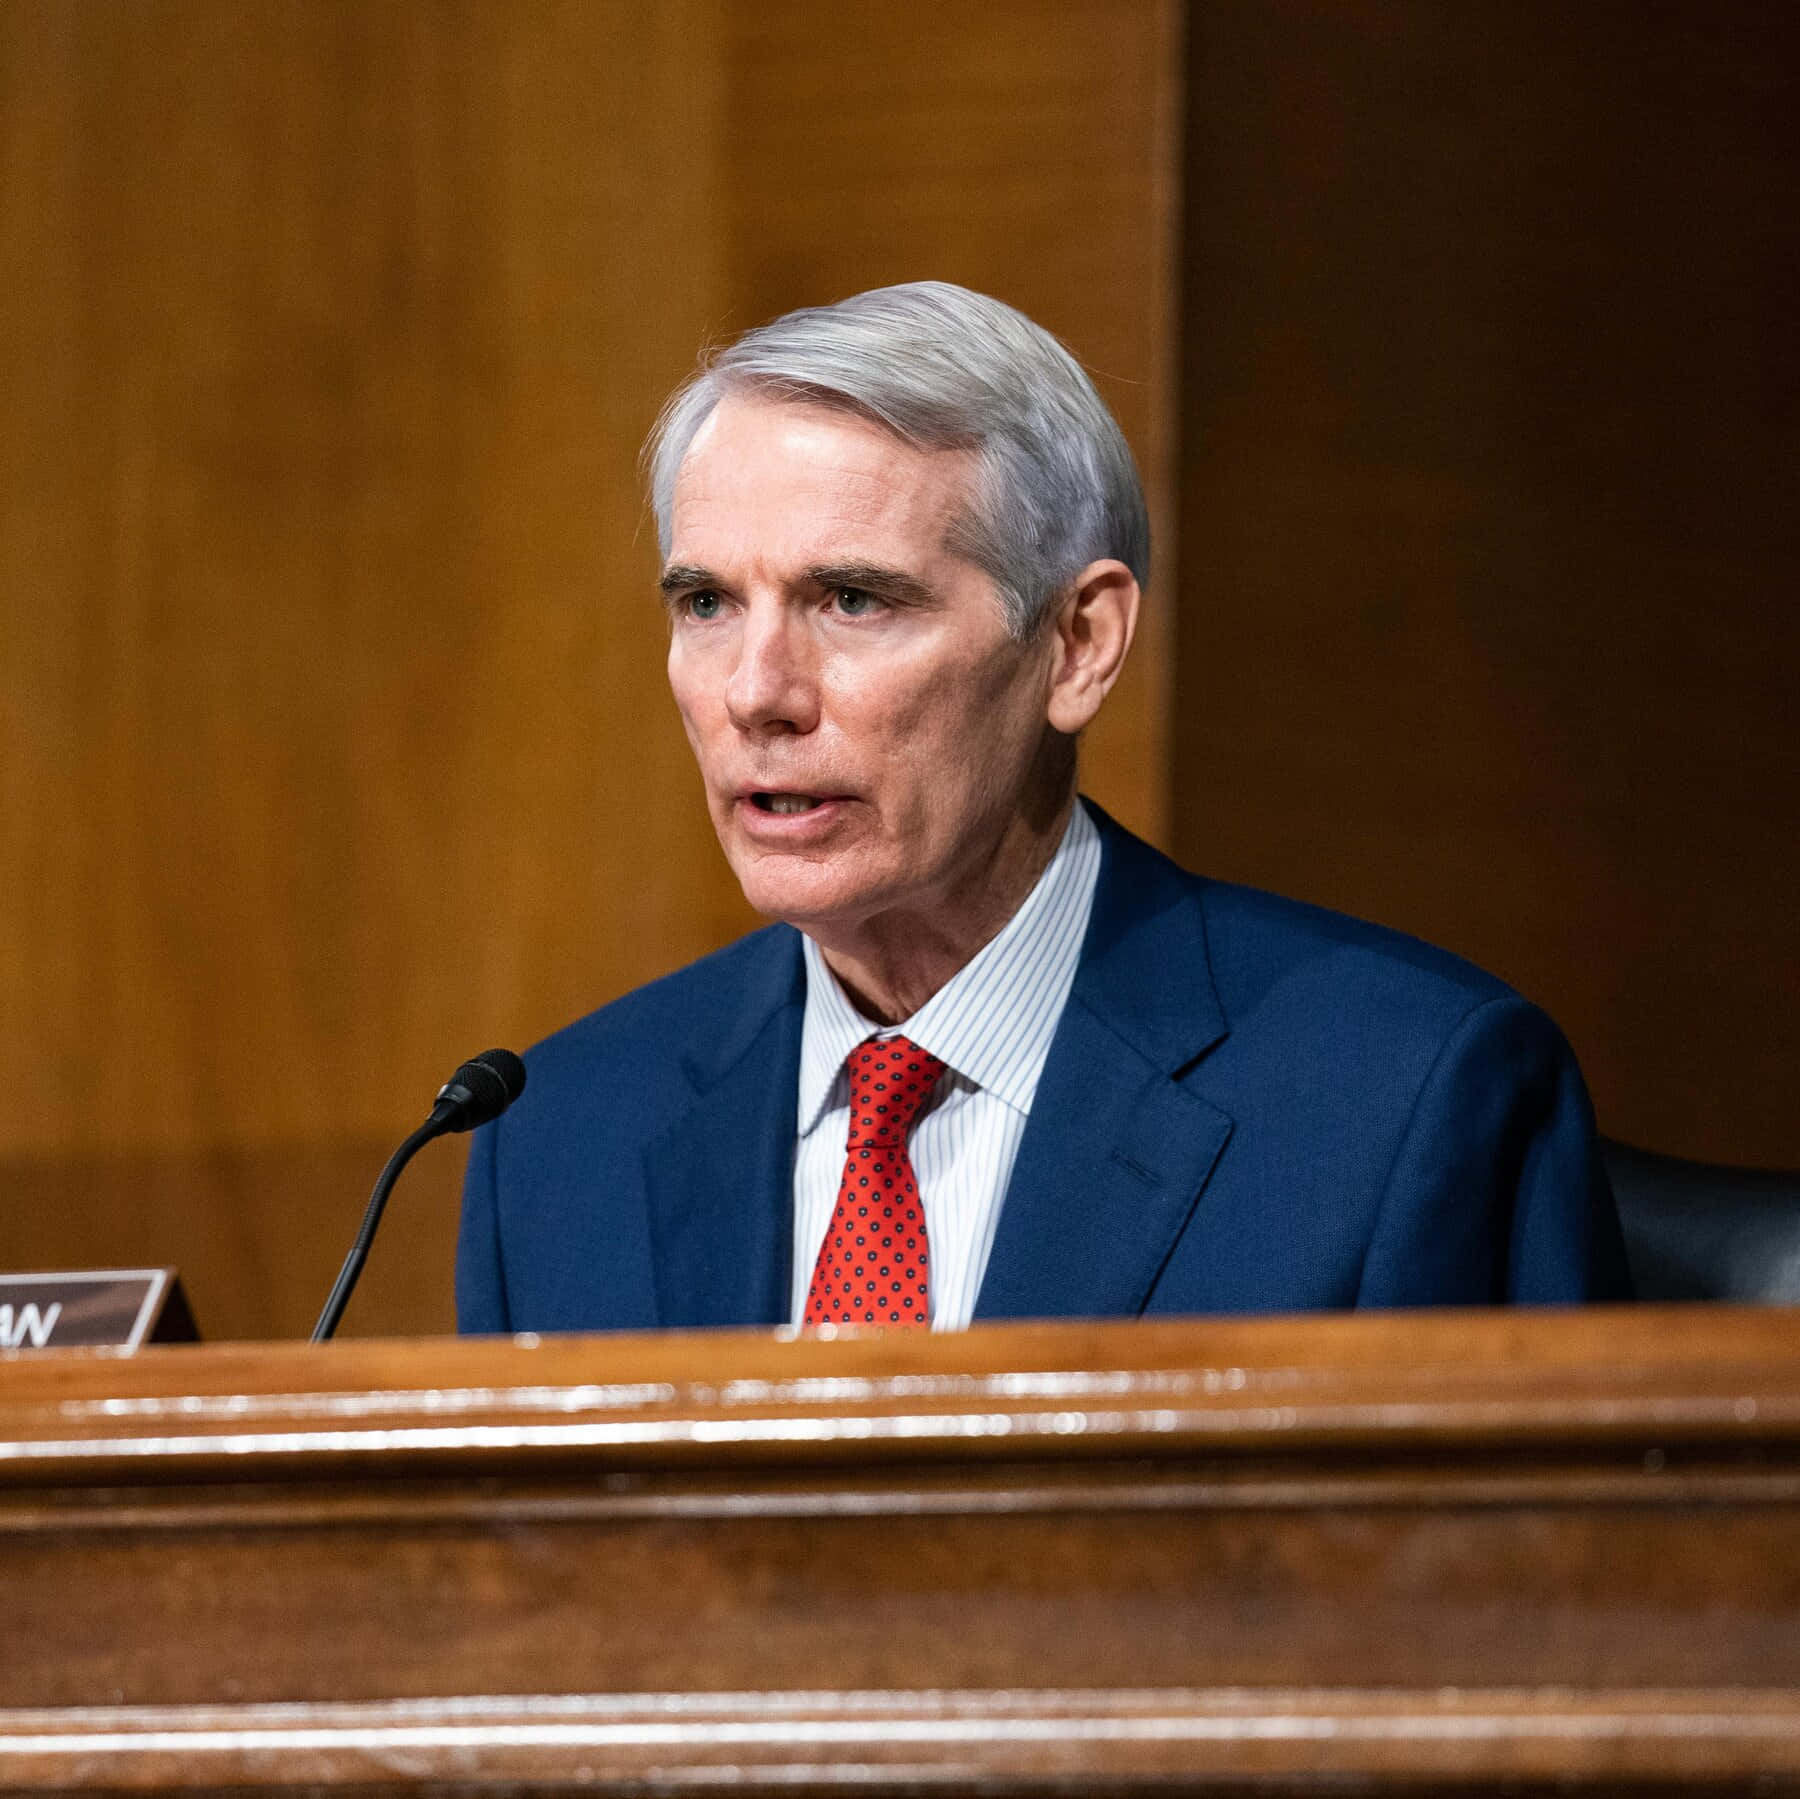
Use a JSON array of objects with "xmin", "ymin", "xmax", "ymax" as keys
[{"xmin": 724, "ymin": 605, "xmax": 819, "ymax": 734}]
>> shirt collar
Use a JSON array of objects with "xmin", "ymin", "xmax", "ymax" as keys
[{"xmin": 797, "ymin": 798, "xmax": 1102, "ymax": 1135}]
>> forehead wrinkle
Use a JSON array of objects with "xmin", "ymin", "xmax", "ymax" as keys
[
  {"xmin": 681, "ymin": 462, "xmax": 950, "ymax": 547},
  {"xmin": 674, "ymin": 485, "xmax": 949, "ymax": 579}
]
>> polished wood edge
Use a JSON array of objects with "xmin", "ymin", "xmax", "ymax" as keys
[
  {"xmin": 13, "ymin": 1304, "xmax": 1800, "ymax": 1395},
  {"xmin": 1, "ymin": 1688, "xmax": 1797, "ymax": 1787},
  {"xmin": 7, "ymin": 1464, "xmax": 1800, "ymax": 1537},
  {"xmin": 24, "ymin": 1303, "xmax": 1800, "ymax": 1397},
  {"xmin": 1, "ymin": 1307, "xmax": 1797, "ymax": 1483}
]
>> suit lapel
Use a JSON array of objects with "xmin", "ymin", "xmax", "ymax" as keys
[
  {"xmin": 641, "ymin": 931, "xmax": 805, "ymax": 1329},
  {"xmin": 975, "ymin": 812, "xmax": 1235, "ymax": 1322}
]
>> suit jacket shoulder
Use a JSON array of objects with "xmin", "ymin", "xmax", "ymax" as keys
[{"xmin": 978, "ymin": 810, "xmax": 1629, "ymax": 1317}]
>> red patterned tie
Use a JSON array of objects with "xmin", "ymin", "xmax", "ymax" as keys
[{"xmin": 804, "ymin": 1035, "xmax": 946, "ymax": 1328}]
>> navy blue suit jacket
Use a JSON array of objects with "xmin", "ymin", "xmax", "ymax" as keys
[{"xmin": 457, "ymin": 807, "xmax": 1630, "ymax": 1333}]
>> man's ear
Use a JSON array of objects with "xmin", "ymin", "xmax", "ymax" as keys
[{"xmin": 1044, "ymin": 559, "xmax": 1140, "ymax": 734}]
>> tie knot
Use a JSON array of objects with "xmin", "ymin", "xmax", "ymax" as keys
[{"xmin": 845, "ymin": 1035, "xmax": 946, "ymax": 1146}]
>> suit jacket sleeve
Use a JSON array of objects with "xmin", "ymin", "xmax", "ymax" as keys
[
  {"xmin": 456, "ymin": 1119, "xmax": 513, "ymax": 1333},
  {"xmin": 1355, "ymin": 994, "xmax": 1632, "ymax": 1304}
]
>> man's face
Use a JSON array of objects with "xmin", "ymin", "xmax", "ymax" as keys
[{"xmin": 662, "ymin": 393, "xmax": 1063, "ymax": 942}]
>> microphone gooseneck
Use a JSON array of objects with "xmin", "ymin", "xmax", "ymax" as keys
[{"xmin": 311, "ymin": 1049, "xmax": 527, "ymax": 1343}]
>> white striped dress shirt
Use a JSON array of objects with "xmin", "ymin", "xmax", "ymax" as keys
[{"xmin": 791, "ymin": 798, "xmax": 1103, "ymax": 1330}]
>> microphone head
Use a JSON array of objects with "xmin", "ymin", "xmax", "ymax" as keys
[{"xmin": 436, "ymin": 1048, "xmax": 528, "ymax": 1131}]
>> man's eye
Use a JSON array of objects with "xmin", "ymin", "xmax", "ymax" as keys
[
  {"xmin": 685, "ymin": 591, "xmax": 723, "ymax": 620},
  {"xmin": 832, "ymin": 587, "xmax": 880, "ymax": 616}
]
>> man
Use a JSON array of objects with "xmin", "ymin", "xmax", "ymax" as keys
[{"xmin": 457, "ymin": 281, "xmax": 1630, "ymax": 1335}]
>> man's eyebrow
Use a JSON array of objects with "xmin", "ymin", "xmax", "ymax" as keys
[
  {"xmin": 808, "ymin": 563, "xmax": 935, "ymax": 604},
  {"xmin": 658, "ymin": 564, "xmax": 717, "ymax": 596}
]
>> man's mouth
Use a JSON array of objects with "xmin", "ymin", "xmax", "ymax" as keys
[{"xmin": 750, "ymin": 792, "xmax": 829, "ymax": 815}]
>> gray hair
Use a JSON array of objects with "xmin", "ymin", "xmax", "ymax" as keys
[{"xmin": 644, "ymin": 281, "xmax": 1149, "ymax": 638}]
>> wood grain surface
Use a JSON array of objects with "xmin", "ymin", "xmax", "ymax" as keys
[
  {"xmin": 1, "ymin": 1309, "xmax": 1797, "ymax": 1791},
  {"xmin": 1175, "ymin": 1, "xmax": 1800, "ymax": 1167}
]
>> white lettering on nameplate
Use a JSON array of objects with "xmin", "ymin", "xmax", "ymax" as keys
[{"xmin": 0, "ymin": 1303, "xmax": 62, "ymax": 1349}]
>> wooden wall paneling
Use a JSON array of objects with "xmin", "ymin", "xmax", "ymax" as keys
[
  {"xmin": 1175, "ymin": 1, "xmax": 1800, "ymax": 1165},
  {"xmin": 1, "ymin": 0, "xmax": 736, "ymax": 1159}
]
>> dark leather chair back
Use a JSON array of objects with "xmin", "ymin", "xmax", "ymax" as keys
[{"xmin": 1603, "ymin": 1139, "xmax": 1800, "ymax": 1303}]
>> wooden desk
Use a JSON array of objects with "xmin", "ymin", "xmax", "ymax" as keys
[{"xmin": 2, "ymin": 1306, "xmax": 1797, "ymax": 1792}]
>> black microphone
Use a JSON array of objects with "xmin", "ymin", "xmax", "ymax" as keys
[{"xmin": 312, "ymin": 1049, "xmax": 527, "ymax": 1343}]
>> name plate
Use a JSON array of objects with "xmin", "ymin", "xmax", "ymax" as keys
[{"xmin": 0, "ymin": 1270, "xmax": 198, "ymax": 1351}]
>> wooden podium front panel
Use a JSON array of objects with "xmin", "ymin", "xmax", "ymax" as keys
[{"xmin": 1, "ymin": 1306, "xmax": 1798, "ymax": 1792}]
